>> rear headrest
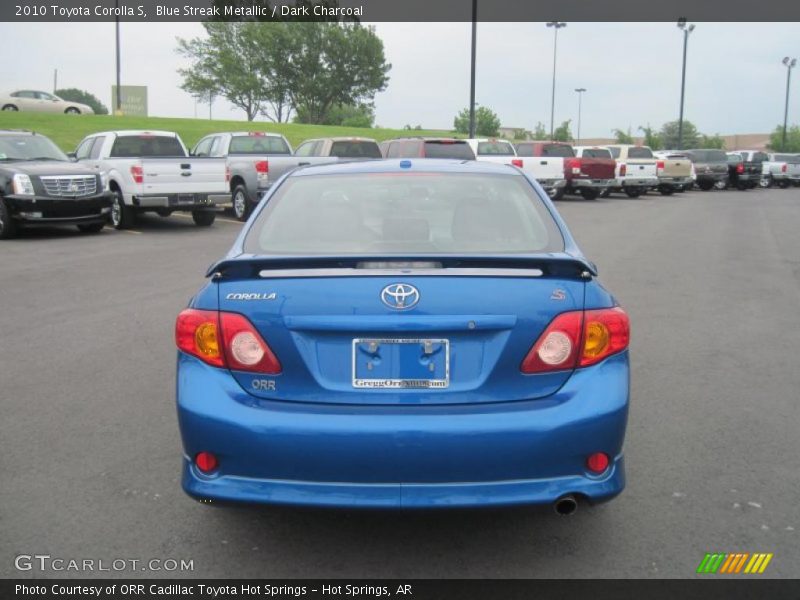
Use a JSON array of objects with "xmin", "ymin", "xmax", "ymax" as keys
[{"xmin": 382, "ymin": 218, "xmax": 430, "ymax": 242}]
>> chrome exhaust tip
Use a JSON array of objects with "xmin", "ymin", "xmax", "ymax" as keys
[{"xmin": 554, "ymin": 495, "xmax": 578, "ymax": 516}]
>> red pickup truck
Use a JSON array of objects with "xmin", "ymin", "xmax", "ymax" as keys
[{"xmin": 568, "ymin": 146, "xmax": 618, "ymax": 200}]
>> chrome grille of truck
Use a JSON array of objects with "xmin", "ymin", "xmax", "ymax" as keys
[{"xmin": 40, "ymin": 175, "xmax": 97, "ymax": 198}]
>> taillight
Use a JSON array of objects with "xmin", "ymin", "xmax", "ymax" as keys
[
  {"xmin": 656, "ymin": 160, "xmax": 665, "ymax": 172},
  {"xmin": 565, "ymin": 158, "xmax": 581, "ymax": 175},
  {"xmin": 521, "ymin": 307, "xmax": 630, "ymax": 374},
  {"xmin": 511, "ymin": 159, "xmax": 523, "ymax": 168},
  {"xmin": 619, "ymin": 163, "xmax": 627, "ymax": 177},
  {"xmin": 255, "ymin": 160, "xmax": 269, "ymax": 174},
  {"xmin": 130, "ymin": 165, "xmax": 144, "ymax": 184},
  {"xmin": 225, "ymin": 166, "xmax": 231, "ymax": 183},
  {"xmin": 175, "ymin": 309, "xmax": 282, "ymax": 374},
  {"xmin": 782, "ymin": 163, "xmax": 787, "ymax": 173},
  {"xmin": 736, "ymin": 163, "xmax": 744, "ymax": 174}
]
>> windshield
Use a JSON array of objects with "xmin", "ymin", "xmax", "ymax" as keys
[
  {"xmin": 229, "ymin": 135, "xmax": 291, "ymax": 155},
  {"xmin": 329, "ymin": 141, "xmax": 382, "ymax": 158},
  {"xmin": 541, "ymin": 144, "xmax": 574, "ymax": 158},
  {"xmin": 0, "ymin": 135, "xmax": 68, "ymax": 161},
  {"xmin": 477, "ymin": 141, "xmax": 516, "ymax": 156},
  {"xmin": 244, "ymin": 172, "xmax": 564, "ymax": 255}
]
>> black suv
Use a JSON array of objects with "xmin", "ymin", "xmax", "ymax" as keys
[
  {"xmin": 379, "ymin": 138, "xmax": 476, "ymax": 160},
  {"xmin": 0, "ymin": 130, "xmax": 112, "ymax": 239}
]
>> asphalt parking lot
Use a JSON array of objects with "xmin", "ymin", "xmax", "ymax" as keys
[{"xmin": 1, "ymin": 187, "xmax": 799, "ymax": 579}]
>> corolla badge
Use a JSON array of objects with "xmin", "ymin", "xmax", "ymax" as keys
[{"xmin": 381, "ymin": 283, "xmax": 420, "ymax": 310}]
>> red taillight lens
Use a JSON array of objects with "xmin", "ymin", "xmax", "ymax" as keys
[
  {"xmin": 619, "ymin": 163, "xmax": 627, "ymax": 177},
  {"xmin": 565, "ymin": 158, "xmax": 581, "ymax": 174},
  {"xmin": 736, "ymin": 163, "xmax": 744, "ymax": 174},
  {"xmin": 175, "ymin": 309, "xmax": 281, "ymax": 373},
  {"xmin": 255, "ymin": 160, "xmax": 269, "ymax": 174},
  {"xmin": 195, "ymin": 452, "xmax": 218, "ymax": 474},
  {"xmin": 586, "ymin": 452, "xmax": 610, "ymax": 474},
  {"xmin": 219, "ymin": 312, "xmax": 281, "ymax": 374},
  {"xmin": 656, "ymin": 160, "xmax": 665, "ymax": 171},
  {"xmin": 175, "ymin": 309, "xmax": 224, "ymax": 367},
  {"xmin": 130, "ymin": 165, "xmax": 144, "ymax": 184},
  {"xmin": 521, "ymin": 307, "xmax": 630, "ymax": 374},
  {"xmin": 511, "ymin": 159, "xmax": 523, "ymax": 168},
  {"xmin": 579, "ymin": 307, "xmax": 630, "ymax": 367},
  {"xmin": 520, "ymin": 312, "xmax": 583, "ymax": 373},
  {"xmin": 782, "ymin": 163, "xmax": 787, "ymax": 172}
]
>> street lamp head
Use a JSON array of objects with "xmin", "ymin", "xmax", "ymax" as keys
[
  {"xmin": 546, "ymin": 21, "xmax": 566, "ymax": 29},
  {"xmin": 575, "ymin": 87, "xmax": 586, "ymax": 93},
  {"xmin": 677, "ymin": 18, "xmax": 686, "ymax": 29},
  {"xmin": 688, "ymin": 24, "xmax": 695, "ymax": 33},
  {"xmin": 783, "ymin": 57, "xmax": 797, "ymax": 68}
]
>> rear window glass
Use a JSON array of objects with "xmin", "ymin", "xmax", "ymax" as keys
[
  {"xmin": 580, "ymin": 148, "xmax": 611, "ymax": 159},
  {"xmin": 329, "ymin": 141, "xmax": 382, "ymax": 158},
  {"xmin": 109, "ymin": 135, "xmax": 185, "ymax": 157},
  {"xmin": 229, "ymin": 135, "xmax": 291, "ymax": 155},
  {"xmin": 476, "ymin": 141, "xmax": 515, "ymax": 156},
  {"xmin": 541, "ymin": 144, "xmax": 574, "ymax": 158},
  {"xmin": 423, "ymin": 141, "xmax": 475, "ymax": 160},
  {"xmin": 627, "ymin": 147, "xmax": 653, "ymax": 159},
  {"xmin": 773, "ymin": 154, "xmax": 799, "ymax": 162},
  {"xmin": 244, "ymin": 173, "xmax": 563, "ymax": 255},
  {"xmin": 688, "ymin": 150, "xmax": 727, "ymax": 162},
  {"xmin": 608, "ymin": 147, "xmax": 621, "ymax": 159},
  {"xmin": 727, "ymin": 154, "xmax": 742, "ymax": 163},
  {"xmin": 514, "ymin": 143, "xmax": 534, "ymax": 157},
  {"xmin": 752, "ymin": 152, "xmax": 769, "ymax": 162}
]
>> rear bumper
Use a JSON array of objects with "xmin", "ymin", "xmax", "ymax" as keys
[
  {"xmin": 6, "ymin": 192, "xmax": 112, "ymax": 225},
  {"xmin": 569, "ymin": 178, "xmax": 613, "ymax": 189},
  {"xmin": 177, "ymin": 351, "xmax": 630, "ymax": 508},
  {"xmin": 133, "ymin": 193, "xmax": 230, "ymax": 209},
  {"xmin": 657, "ymin": 176, "xmax": 692, "ymax": 185},
  {"xmin": 612, "ymin": 177, "xmax": 658, "ymax": 188},
  {"xmin": 696, "ymin": 173, "xmax": 727, "ymax": 183}
]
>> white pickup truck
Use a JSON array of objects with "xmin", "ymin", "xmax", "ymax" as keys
[
  {"xmin": 605, "ymin": 145, "xmax": 659, "ymax": 198},
  {"xmin": 465, "ymin": 139, "xmax": 560, "ymax": 196},
  {"xmin": 737, "ymin": 150, "xmax": 790, "ymax": 188},
  {"xmin": 768, "ymin": 153, "xmax": 800, "ymax": 187},
  {"xmin": 72, "ymin": 130, "xmax": 229, "ymax": 229},
  {"xmin": 508, "ymin": 141, "xmax": 568, "ymax": 198}
]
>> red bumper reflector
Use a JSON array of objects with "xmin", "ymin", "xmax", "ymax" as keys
[
  {"xmin": 586, "ymin": 452, "xmax": 610, "ymax": 474},
  {"xmin": 195, "ymin": 452, "xmax": 218, "ymax": 474}
]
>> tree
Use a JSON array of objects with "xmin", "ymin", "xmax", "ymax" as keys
[
  {"xmin": 177, "ymin": 22, "xmax": 274, "ymax": 121},
  {"xmin": 453, "ymin": 105, "xmax": 501, "ymax": 137},
  {"xmin": 638, "ymin": 125, "xmax": 662, "ymax": 150},
  {"xmin": 698, "ymin": 134, "xmax": 725, "ymax": 150},
  {"xmin": 767, "ymin": 124, "xmax": 800, "ymax": 152},
  {"xmin": 295, "ymin": 102, "xmax": 375, "ymax": 127},
  {"xmin": 660, "ymin": 119, "xmax": 699, "ymax": 149},
  {"xmin": 275, "ymin": 22, "xmax": 390, "ymax": 124},
  {"xmin": 55, "ymin": 88, "xmax": 108, "ymax": 115},
  {"xmin": 612, "ymin": 128, "xmax": 634, "ymax": 144},
  {"xmin": 512, "ymin": 128, "xmax": 529, "ymax": 140},
  {"xmin": 552, "ymin": 119, "xmax": 572, "ymax": 142},
  {"xmin": 532, "ymin": 121, "xmax": 547, "ymax": 140}
]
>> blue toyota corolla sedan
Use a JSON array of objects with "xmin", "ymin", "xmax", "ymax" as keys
[{"xmin": 175, "ymin": 159, "xmax": 630, "ymax": 513}]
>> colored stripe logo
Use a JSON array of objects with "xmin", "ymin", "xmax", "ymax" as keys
[{"xmin": 696, "ymin": 553, "xmax": 773, "ymax": 574}]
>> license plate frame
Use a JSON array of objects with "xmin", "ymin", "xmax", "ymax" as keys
[{"xmin": 352, "ymin": 338, "xmax": 450, "ymax": 389}]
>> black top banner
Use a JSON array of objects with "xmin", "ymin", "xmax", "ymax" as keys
[{"xmin": 3, "ymin": 0, "xmax": 800, "ymax": 22}]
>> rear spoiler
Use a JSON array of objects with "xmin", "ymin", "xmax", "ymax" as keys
[{"xmin": 206, "ymin": 254, "xmax": 598, "ymax": 280}]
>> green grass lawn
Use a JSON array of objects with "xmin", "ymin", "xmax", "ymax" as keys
[{"xmin": 0, "ymin": 112, "xmax": 454, "ymax": 152}]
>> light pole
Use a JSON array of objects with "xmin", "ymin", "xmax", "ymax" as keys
[
  {"xmin": 115, "ymin": 0, "xmax": 122, "ymax": 114},
  {"xmin": 468, "ymin": 0, "xmax": 477, "ymax": 138},
  {"xmin": 676, "ymin": 19, "xmax": 695, "ymax": 150},
  {"xmin": 546, "ymin": 21, "xmax": 566, "ymax": 140},
  {"xmin": 782, "ymin": 57, "xmax": 797, "ymax": 151},
  {"xmin": 575, "ymin": 88, "xmax": 586, "ymax": 142}
]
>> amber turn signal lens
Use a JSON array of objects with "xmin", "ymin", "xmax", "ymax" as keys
[
  {"xmin": 583, "ymin": 321, "xmax": 610, "ymax": 358},
  {"xmin": 194, "ymin": 322, "xmax": 220, "ymax": 359}
]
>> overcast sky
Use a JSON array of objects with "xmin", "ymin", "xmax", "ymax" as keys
[{"xmin": 0, "ymin": 21, "xmax": 797, "ymax": 136}]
